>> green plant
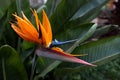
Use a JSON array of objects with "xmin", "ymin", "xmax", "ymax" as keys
[{"xmin": 1, "ymin": 0, "xmax": 120, "ymax": 80}]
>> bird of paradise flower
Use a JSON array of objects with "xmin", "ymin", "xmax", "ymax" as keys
[{"xmin": 10, "ymin": 9, "xmax": 95, "ymax": 66}]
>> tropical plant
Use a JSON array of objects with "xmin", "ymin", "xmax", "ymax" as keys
[{"xmin": 0, "ymin": 0, "xmax": 120, "ymax": 80}]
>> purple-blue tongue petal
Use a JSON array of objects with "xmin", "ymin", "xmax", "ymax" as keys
[
  {"xmin": 51, "ymin": 39, "xmax": 78, "ymax": 47},
  {"xmin": 36, "ymin": 47, "xmax": 96, "ymax": 66}
]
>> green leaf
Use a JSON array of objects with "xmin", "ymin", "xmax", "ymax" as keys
[
  {"xmin": 45, "ymin": 0, "xmax": 62, "ymax": 16},
  {"xmin": 55, "ymin": 23, "xmax": 94, "ymax": 40},
  {"xmin": 69, "ymin": 0, "xmax": 108, "ymax": 23},
  {"xmin": 54, "ymin": 23, "xmax": 94, "ymax": 50},
  {"xmin": 49, "ymin": 0, "xmax": 108, "ymax": 34},
  {"xmin": 74, "ymin": 36, "xmax": 120, "ymax": 65},
  {"xmin": 50, "ymin": 0, "xmax": 89, "ymax": 34},
  {"xmin": 55, "ymin": 23, "xmax": 97, "ymax": 50},
  {"xmin": 35, "ymin": 58, "xmax": 60, "ymax": 78},
  {"xmin": 92, "ymin": 25, "xmax": 119, "ymax": 38},
  {"xmin": 16, "ymin": 0, "xmax": 31, "ymax": 16},
  {"xmin": 0, "ymin": 1, "xmax": 17, "ymax": 48},
  {"xmin": 54, "ymin": 36, "xmax": 120, "ymax": 76},
  {"xmin": 0, "ymin": 0, "xmax": 14, "ymax": 19},
  {"xmin": 92, "ymin": 25, "xmax": 113, "ymax": 38},
  {"xmin": 0, "ymin": 45, "xmax": 28, "ymax": 80},
  {"xmin": 66, "ymin": 23, "xmax": 97, "ymax": 52}
]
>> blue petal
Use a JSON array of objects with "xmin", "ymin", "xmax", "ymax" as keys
[{"xmin": 50, "ymin": 39, "xmax": 78, "ymax": 47}]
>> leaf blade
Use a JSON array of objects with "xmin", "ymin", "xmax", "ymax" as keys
[
  {"xmin": 0, "ymin": 45, "xmax": 28, "ymax": 80},
  {"xmin": 54, "ymin": 36, "xmax": 120, "ymax": 76}
]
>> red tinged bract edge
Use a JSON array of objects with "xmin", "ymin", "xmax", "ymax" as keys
[{"xmin": 36, "ymin": 47, "xmax": 96, "ymax": 66}]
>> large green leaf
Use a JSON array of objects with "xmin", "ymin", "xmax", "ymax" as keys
[
  {"xmin": 54, "ymin": 23, "xmax": 94, "ymax": 50},
  {"xmin": 54, "ymin": 36, "xmax": 120, "ymax": 76},
  {"xmin": 0, "ymin": 1, "xmax": 17, "ymax": 48},
  {"xmin": 54, "ymin": 23, "xmax": 93, "ymax": 40},
  {"xmin": 74, "ymin": 36, "xmax": 120, "ymax": 65},
  {"xmin": 0, "ymin": 45, "xmax": 28, "ymax": 80},
  {"xmin": 65, "ymin": 0, "xmax": 108, "ymax": 31},
  {"xmin": 50, "ymin": 0, "xmax": 89, "ymax": 34},
  {"xmin": 49, "ymin": 0, "xmax": 108, "ymax": 35}
]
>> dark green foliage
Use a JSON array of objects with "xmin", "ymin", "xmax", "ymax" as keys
[{"xmin": 0, "ymin": 45, "xmax": 28, "ymax": 80}]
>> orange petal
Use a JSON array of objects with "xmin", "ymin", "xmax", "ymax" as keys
[
  {"xmin": 11, "ymin": 24, "xmax": 36, "ymax": 42},
  {"xmin": 42, "ymin": 10, "xmax": 52, "ymax": 44},
  {"xmin": 51, "ymin": 47, "xmax": 63, "ymax": 52},
  {"xmin": 32, "ymin": 9, "xmax": 49, "ymax": 45},
  {"xmin": 32, "ymin": 9, "xmax": 52, "ymax": 47},
  {"xmin": 51, "ymin": 47, "xmax": 87, "ymax": 56},
  {"xmin": 11, "ymin": 22, "xmax": 42, "ymax": 44},
  {"xmin": 13, "ymin": 14, "xmax": 39, "ymax": 40},
  {"xmin": 38, "ymin": 21, "xmax": 49, "ymax": 47}
]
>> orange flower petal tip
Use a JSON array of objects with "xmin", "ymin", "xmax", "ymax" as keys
[{"xmin": 51, "ymin": 47, "xmax": 87, "ymax": 56}]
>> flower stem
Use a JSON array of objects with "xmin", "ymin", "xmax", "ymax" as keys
[{"xmin": 30, "ymin": 53, "xmax": 37, "ymax": 80}]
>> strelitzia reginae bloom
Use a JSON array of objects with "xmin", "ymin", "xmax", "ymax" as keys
[{"xmin": 10, "ymin": 9, "xmax": 95, "ymax": 66}]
